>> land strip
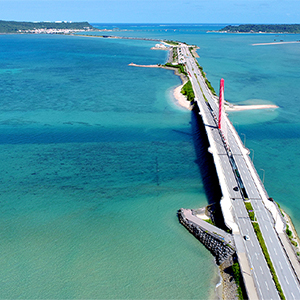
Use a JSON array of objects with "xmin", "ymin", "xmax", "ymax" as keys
[
  {"xmin": 0, "ymin": 20, "xmax": 95, "ymax": 34},
  {"xmin": 219, "ymin": 24, "xmax": 300, "ymax": 34},
  {"xmin": 252, "ymin": 41, "xmax": 300, "ymax": 46}
]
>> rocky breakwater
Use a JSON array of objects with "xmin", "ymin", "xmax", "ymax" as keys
[{"xmin": 178, "ymin": 208, "xmax": 235, "ymax": 265}]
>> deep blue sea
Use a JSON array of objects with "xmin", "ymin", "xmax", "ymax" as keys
[{"xmin": 0, "ymin": 24, "xmax": 300, "ymax": 298}]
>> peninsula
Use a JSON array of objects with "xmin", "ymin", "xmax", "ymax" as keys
[
  {"xmin": 219, "ymin": 24, "xmax": 300, "ymax": 33},
  {"xmin": 0, "ymin": 20, "xmax": 95, "ymax": 34}
]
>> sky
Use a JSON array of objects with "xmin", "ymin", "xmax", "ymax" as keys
[{"xmin": 1, "ymin": 0, "xmax": 300, "ymax": 24}]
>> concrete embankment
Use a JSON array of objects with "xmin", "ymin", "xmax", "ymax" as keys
[
  {"xmin": 178, "ymin": 208, "xmax": 235, "ymax": 265},
  {"xmin": 178, "ymin": 208, "xmax": 242, "ymax": 299}
]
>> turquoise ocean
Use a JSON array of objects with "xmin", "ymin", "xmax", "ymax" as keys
[{"xmin": 0, "ymin": 24, "xmax": 300, "ymax": 298}]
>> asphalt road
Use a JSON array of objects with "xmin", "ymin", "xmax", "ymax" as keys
[{"xmin": 179, "ymin": 44, "xmax": 300, "ymax": 299}]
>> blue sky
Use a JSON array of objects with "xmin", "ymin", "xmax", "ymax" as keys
[{"xmin": 1, "ymin": 0, "xmax": 300, "ymax": 24}]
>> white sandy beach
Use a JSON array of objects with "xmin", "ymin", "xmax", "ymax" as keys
[
  {"xmin": 225, "ymin": 104, "xmax": 279, "ymax": 111},
  {"xmin": 173, "ymin": 84, "xmax": 192, "ymax": 110},
  {"xmin": 252, "ymin": 41, "xmax": 300, "ymax": 46},
  {"xmin": 128, "ymin": 62, "xmax": 160, "ymax": 68},
  {"xmin": 129, "ymin": 63, "xmax": 279, "ymax": 112}
]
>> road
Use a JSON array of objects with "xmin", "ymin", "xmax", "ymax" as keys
[{"xmin": 178, "ymin": 44, "xmax": 300, "ymax": 299}]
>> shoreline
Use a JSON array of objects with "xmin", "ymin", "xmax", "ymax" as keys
[
  {"xmin": 192, "ymin": 207, "xmax": 239, "ymax": 300},
  {"xmin": 282, "ymin": 208, "xmax": 300, "ymax": 257},
  {"xmin": 219, "ymin": 259, "xmax": 239, "ymax": 300},
  {"xmin": 173, "ymin": 84, "xmax": 192, "ymax": 110},
  {"xmin": 129, "ymin": 63, "xmax": 280, "ymax": 112},
  {"xmin": 129, "ymin": 62, "xmax": 193, "ymax": 110}
]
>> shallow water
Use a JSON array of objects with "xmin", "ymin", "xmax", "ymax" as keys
[
  {"xmin": 1, "ymin": 24, "xmax": 300, "ymax": 298},
  {"xmin": 95, "ymin": 23, "xmax": 300, "ymax": 228},
  {"xmin": 0, "ymin": 32, "xmax": 219, "ymax": 298}
]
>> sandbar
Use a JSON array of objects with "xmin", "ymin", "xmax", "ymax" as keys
[
  {"xmin": 225, "ymin": 104, "xmax": 279, "ymax": 111},
  {"xmin": 128, "ymin": 62, "xmax": 160, "ymax": 68},
  {"xmin": 252, "ymin": 41, "xmax": 300, "ymax": 46}
]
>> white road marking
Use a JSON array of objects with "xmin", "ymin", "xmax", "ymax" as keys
[
  {"xmin": 265, "ymin": 225, "xmax": 269, "ymax": 231},
  {"xmin": 279, "ymin": 261, "xmax": 283, "ymax": 269},
  {"xmin": 285, "ymin": 276, "xmax": 289, "ymax": 285},
  {"xmin": 265, "ymin": 281, "xmax": 269, "ymax": 291},
  {"xmin": 274, "ymin": 248, "xmax": 277, "ymax": 256},
  {"xmin": 260, "ymin": 266, "xmax": 263, "ymax": 274},
  {"xmin": 291, "ymin": 292, "xmax": 295, "ymax": 300},
  {"xmin": 269, "ymin": 237, "xmax": 273, "ymax": 243}
]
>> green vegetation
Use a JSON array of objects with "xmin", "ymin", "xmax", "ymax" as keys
[
  {"xmin": 232, "ymin": 262, "xmax": 244, "ymax": 300},
  {"xmin": 291, "ymin": 240, "xmax": 298, "ymax": 247},
  {"xmin": 276, "ymin": 202, "xmax": 285, "ymax": 217},
  {"xmin": 252, "ymin": 223, "xmax": 285, "ymax": 300},
  {"xmin": 205, "ymin": 79, "xmax": 217, "ymax": 96},
  {"xmin": 286, "ymin": 224, "xmax": 299, "ymax": 247},
  {"xmin": 163, "ymin": 62, "xmax": 195, "ymax": 102},
  {"xmin": 181, "ymin": 80, "xmax": 195, "ymax": 102},
  {"xmin": 0, "ymin": 20, "xmax": 94, "ymax": 33},
  {"xmin": 172, "ymin": 47, "xmax": 178, "ymax": 62},
  {"xmin": 244, "ymin": 201, "xmax": 285, "ymax": 299},
  {"xmin": 204, "ymin": 218, "xmax": 214, "ymax": 225},
  {"xmin": 245, "ymin": 202, "xmax": 255, "ymax": 221},
  {"xmin": 220, "ymin": 24, "xmax": 300, "ymax": 34},
  {"xmin": 164, "ymin": 63, "xmax": 188, "ymax": 77},
  {"xmin": 196, "ymin": 63, "xmax": 217, "ymax": 96},
  {"xmin": 164, "ymin": 40, "xmax": 179, "ymax": 46},
  {"xmin": 188, "ymin": 47, "xmax": 195, "ymax": 57},
  {"xmin": 194, "ymin": 73, "xmax": 208, "ymax": 102},
  {"xmin": 286, "ymin": 224, "xmax": 292, "ymax": 237}
]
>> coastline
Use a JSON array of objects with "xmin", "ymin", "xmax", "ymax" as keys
[
  {"xmin": 192, "ymin": 207, "xmax": 239, "ymax": 300},
  {"xmin": 129, "ymin": 63, "xmax": 280, "ymax": 112},
  {"xmin": 282, "ymin": 208, "xmax": 300, "ymax": 257},
  {"xmin": 129, "ymin": 62, "xmax": 192, "ymax": 110},
  {"xmin": 173, "ymin": 84, "xmax": 192, "ymax": 110},
  {"xmin": 219, "ymin": 259, "xmax": 239, "ymax": 300}
]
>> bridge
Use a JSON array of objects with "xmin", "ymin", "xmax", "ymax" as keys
[{"xmin": 178, "ymin": 44, "xmax": 300, "ymax": 299}]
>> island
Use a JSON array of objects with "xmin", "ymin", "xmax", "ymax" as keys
[
  {"xmin": 0, "ymin": 20, "xmax": 96, "ymax": 34},
  {"xmin": 219, "ymin": 24, "xmax": 300, "ymax": 33}
]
